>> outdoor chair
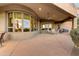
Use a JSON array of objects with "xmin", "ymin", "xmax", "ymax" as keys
[{"xmin": 0, "ymin": 32, "xmax": 6, "ymax": 46}]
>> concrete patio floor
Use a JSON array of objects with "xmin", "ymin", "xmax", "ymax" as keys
[{"xmin": 0, "ymin": 33, "xmax": 79, "ymax": 56}]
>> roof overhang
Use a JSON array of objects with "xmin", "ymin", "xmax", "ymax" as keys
[{"xmin": 0, "ymin": 3, "xmax": 76, "ymax": 22}]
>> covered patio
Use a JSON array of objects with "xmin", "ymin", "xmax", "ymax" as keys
[
  {"xmin": 0, "ymin": 3, "xmax": 77, "ymax": 41},
  {"xmin": 0, "ymin": 3, "xmax": 78, "ymax": 56}
]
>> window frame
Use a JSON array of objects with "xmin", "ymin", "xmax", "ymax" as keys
[{"xmin": 7, "ymin": 11, "xmax": 32, "ymax": 32}]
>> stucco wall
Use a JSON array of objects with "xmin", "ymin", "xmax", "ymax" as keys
[
  {"xmin": 53, "ymin": 3, "xmax": 77, "ymax": 16},
  {"xmin": 0, "ymin": 12, "xmax": 6, "ymax": 32},
  {"xmin": 60, "ymin": 18, "xmax": 77, "ymax": 31},
  {"xmin": 61, "ymin": 20, "xmax": 72, "ymax": 32},
  {"xmin": 0, "ymin": 4, "xmax": 37, "ymax": 18},
  {"xmin": 77, "ymin": 9, "xmax": 79, "ymax": 14}
]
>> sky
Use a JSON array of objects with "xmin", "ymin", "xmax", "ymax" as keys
[{"xmin": 74, "ymin": 3, "xmax": 79, "ymax": 7}]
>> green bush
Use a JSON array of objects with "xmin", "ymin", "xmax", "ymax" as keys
[
  {"xmin": 70, "ymin": 28, "xmax": 79, "ymax": 47},
  {"xmin": 23, "ymin": 28, "xmax": 30, "ymax": 32}
]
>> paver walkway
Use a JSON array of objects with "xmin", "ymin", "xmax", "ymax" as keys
[{"xmin": 0, "ymin": 33, "xmax": 78, "ymax": 56}]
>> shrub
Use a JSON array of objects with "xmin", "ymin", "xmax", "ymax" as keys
[{"xmin": 70, "ymin": 28, "xmax": 79, "ymax": 47}]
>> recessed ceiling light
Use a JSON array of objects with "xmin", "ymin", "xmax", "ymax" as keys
[{"xmin": 38, "ymin": 8, "xmax": 42, "ymax": 11}]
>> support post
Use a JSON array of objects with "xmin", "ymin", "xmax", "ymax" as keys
[{"xmin": 72, "ymin": 18, "xmax": 74, "ymax": 29}]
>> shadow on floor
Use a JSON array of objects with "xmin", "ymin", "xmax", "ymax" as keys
[{"xmin": 71, "ymin": 47, "xmax": 79, "ymax": 56}]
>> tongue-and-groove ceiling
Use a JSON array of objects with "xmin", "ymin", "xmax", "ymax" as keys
[{"xmin": 0, "ymin": 3, "xmax": 75, "ymax": 22}]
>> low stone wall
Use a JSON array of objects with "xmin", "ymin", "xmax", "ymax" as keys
[
  {"xmin": 2, "ymin": 33, "xmax": 11, "ymax": 41},
  {"xmin": 4, "ymin": 31, "xmax": 39, "ymax": 41}
]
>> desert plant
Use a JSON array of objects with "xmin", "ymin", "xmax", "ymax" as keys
[{"xmin": 70, "ymin": 28, "xmax": 79, "ymax": 47}]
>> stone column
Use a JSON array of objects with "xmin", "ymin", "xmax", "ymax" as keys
[
  {"xmin": 74, "ymin": 17, "xmax": 77, "ymax": 29},
  {"xmin": 72, "ymin": 17, "xmax": 77, "ymax": 29},
  {"xmin": 72, "ymin": 18, "xmax": 74, "ymax": 29}
]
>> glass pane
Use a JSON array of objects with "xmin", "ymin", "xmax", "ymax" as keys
[
  {"xmin": 43, "ymin": 25, "xmax": 45, "ymax": 28},
  {"xmin": 23, "ymin": 14, "xmax": 30, "ymax": 32},
  {"xmin": 8, "ymin": 28, "xmax": 13, "ymax": 32},
  {"xmin": 24, "ymin": 14, "xmax": 30, "ymax": 20},
  {"xmin": 14, "ymin": 19, "xmax": 22, "ymax": 32},
  {"xmin": 23, "ymin": 20, "xmax": 30, "ymax": 32},
  {"xmin": 7, "ymin": 12, "xmax": 33, "ymax": 32},
  {"xmin": 14, "ymin": 12, "xmax": 22, "ymax": 19},
  {"xmin": 8, "ymin": 12, "xmax": 13, "ymax": 27}
]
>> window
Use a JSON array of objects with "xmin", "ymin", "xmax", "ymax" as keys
[
  {"xmin": 43, "ymin": 25, "xmax": 45, "ymax": 28},
  {"xmin": 42, "ymin": 24, "xmax": 52, "ymax": 30},
  {"xmin": 14, "ymin": 19, "xmax": 22, "ymax": 32},
  {"xmin": 14, "ymin": 12, "xmax": 22, "ymax": 32},
  {"xmin": 23, "ymin": 14, "xmax": 30, "ymax": 32},
  {"xmin": 7, "ymin": 11, "xmax": 37, "ymax": 32}
]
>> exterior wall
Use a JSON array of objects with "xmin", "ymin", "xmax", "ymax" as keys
[
  {"xmin": 0, "ymin": 11, "xmax": 40, "ymax": 41},
  {"xmin": 61, "ymin": 20, "xmax": 72, "ymax": 31},
  {"xmin": 61, "ymin": 18, "xmax": 77, "ymax": 31},
  {"xmin": 0, "ymin": 4, "xmax": 37, "ymax": 17},
  {"xmin": 53, "ymin": 3, "xmax": 77, "ymax": 16},
  {"xmin": 53, "ymin": 3, "xmax": 77, "ymax": 29},
  {"xmin": 0, "ymin": 4, "xmax": 40, "ymax": 41},
  {"xmin": 0, "ymin": 12, "xmax": 9, "ymax": 41},
  {"xmin": 0, "ymin": 3, "xmax": 78, "ymax": 38},
  {"xmin": 0, "ymin": 12, "xmax": 6, "ymax": 32},
  {"xmin": 0, "ymin": 31, "xmax": 39, "ymax": 41},
  {"xmin": 77, "ymin": 9, "xmax": 79, "ymax": 14}
]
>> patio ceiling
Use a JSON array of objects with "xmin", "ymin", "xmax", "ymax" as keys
[{"xmin": 0, "ymin": 3, "xmax": 75, "ymax": 22}]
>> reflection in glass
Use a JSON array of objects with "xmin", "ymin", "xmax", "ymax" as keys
[
  {"xmin": 14, "ymin": 12, "xmax": 22, "ymax": 32},
  {"xmin": 7, "ymin": 11, "xmax": 38, "ymax": 32},
  {"xmin": 8, "ymin": 28, "xmax": 13, "ymax": 32},
  {"xmin": 23, "ymin": 14, "xmax": 30, "ymax": 32},
  {"xmin": 14, "ymin": 19, "xmax": 22, "ymax": 32},
  {"xmin": 23, "ymin": 20, "xmax": 30, "ymax": 32},
  {"xmin": 14, "ymin": 12, "xmax": 22, "ymax": 19},
  {"xmin": 24, "ymin": 14, "xmax": 30, "ymax": 20},
  {"xmin": 8, "ymin": 12, "xmax": 13, "ymax": 27}
]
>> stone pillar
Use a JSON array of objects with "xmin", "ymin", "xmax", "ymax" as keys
[
  {"xmin": 37, "ymin": 20, "xmax": 41, "ymax": 31},
  {"xmin": 72, "ymin": 18, "xmax": 74, "ymax": 29},
  {"xmin": 72, "ymin": 17, "xmax": 77, "ymax": 29},
  {"xmin": 74, "ymin": 17, "xmax": 77, "ymax": 29}
]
